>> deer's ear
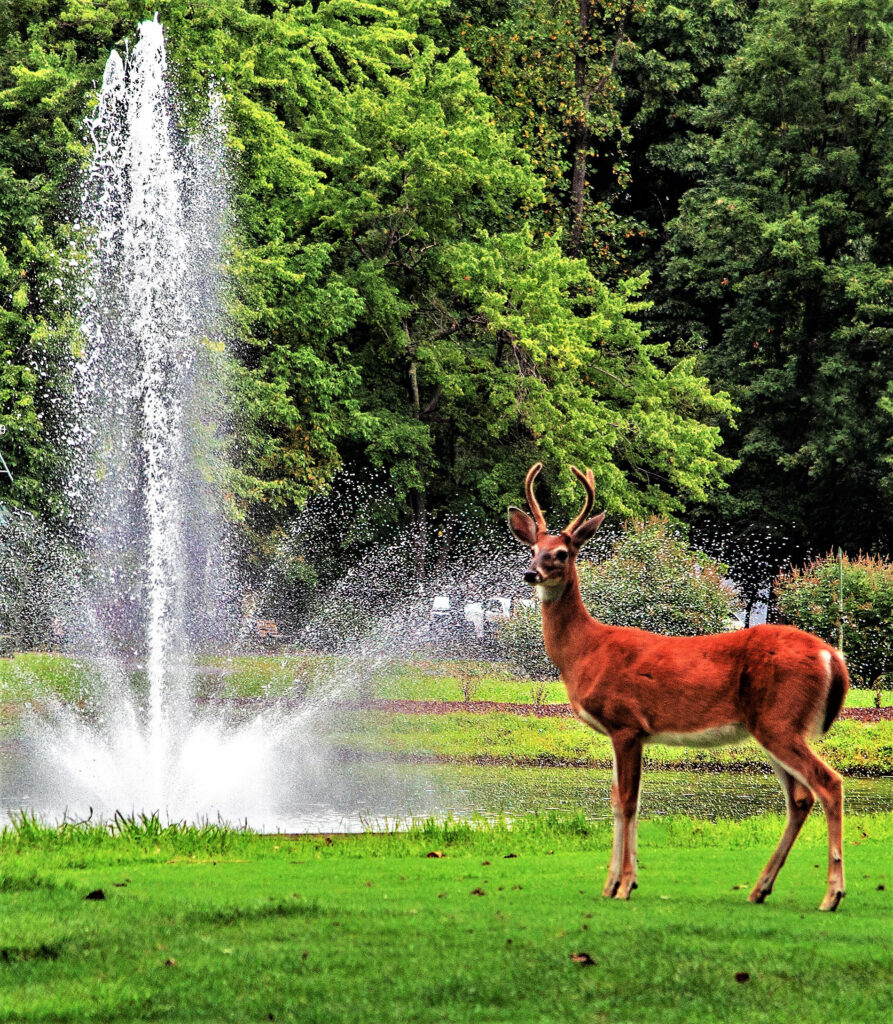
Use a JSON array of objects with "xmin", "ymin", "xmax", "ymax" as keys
[
  {"xmin": 508, "ymin": 506, "xmax": 538, "ymax": 547},
  {"xmin": 571, "ymin": 512, "xmax": 605, "ymax": 549}
]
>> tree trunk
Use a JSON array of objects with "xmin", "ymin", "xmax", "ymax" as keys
[
  {"xmin": 569, "ymin": 0, "xmax": 592, "ymax": 256},
  {"xmin": 406, "ymin": 332, "xmax": 427, "ymax": 578},
  {"xmin": 569, "ymin": 2, "xmax": 632, "ymax": 256}
]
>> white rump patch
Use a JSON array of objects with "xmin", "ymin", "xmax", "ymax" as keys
[
  {"xmin": 819, "ymin": 648, "xmax": 832, "ymax": 679},
  {"xmin": 647, "ymin": 724, "xmax": 749, "ymax": 749}
]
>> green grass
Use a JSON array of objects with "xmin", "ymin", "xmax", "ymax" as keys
[
  {"xmin": 2, "ymin": 814, "xmax": 890, "ymax": 1023},
  {"xmin": 324, "ymin": 709, "xmax": 893, "ymax": 776},
  {"xmin": 4, "ymin": 651, "xmax": 890, "ymax": 706},
  {"xmin": 4, "ymin": 654, "xmax": 892, "ymax": 771}
]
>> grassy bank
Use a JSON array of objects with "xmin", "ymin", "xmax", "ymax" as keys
[
  {"xmin": 2, "ymin": 814, "xmax": 890, "ymax": 1024},
  {"xmin": 4, "ymin": 654, "xmax": 892, "ymax": 774},
  {"xmin": 323, "ymin": 710, "xmax": 893, "ymax": 776},
  {"xmin": 3, "ymin": 652, "xmax": 892, "ymax": 706}
]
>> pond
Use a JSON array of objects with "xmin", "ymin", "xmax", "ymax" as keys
[{"xmin": 2, "ymin": 734, "xmax": 890, "ymax": 833}]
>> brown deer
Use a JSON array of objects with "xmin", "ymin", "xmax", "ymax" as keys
[{"xmin": 509, "ymin": 463, "xmax": 848, "ymax": 910}]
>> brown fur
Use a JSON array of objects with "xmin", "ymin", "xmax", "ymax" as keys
[{"xmin": 509, "ymin": 464, "xmax": 849, "ymax": 910}]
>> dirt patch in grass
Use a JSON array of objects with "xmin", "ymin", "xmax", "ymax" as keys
[{"xmin": 200, "ymin": 696, "xmax": 893, "ymax": 722}]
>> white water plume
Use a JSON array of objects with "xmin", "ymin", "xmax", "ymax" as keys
[
  {"xmin": 10, "ymin": 17, "xmax": 250, "ymax": 821},
  {"xmin": 1, "ymin": 20, "xmax": 536, "ymax": 831}
]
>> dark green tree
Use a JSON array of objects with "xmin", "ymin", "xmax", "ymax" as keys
[
  {"xmin": 661, "ymin": 0, "xmax": 893, "ymax": 553},
  {"xmin": 0, "ymin": 0, "xmax": 737, "ymax": 554}
]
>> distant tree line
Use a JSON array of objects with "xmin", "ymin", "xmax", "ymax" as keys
[{"xmin": 0, "ymin": 0, "xmax": 890, "ymax": 562}]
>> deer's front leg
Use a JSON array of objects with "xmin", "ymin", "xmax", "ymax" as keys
[{"xmin": 603, "ymin": 731, "xmax": 643, "ymax": 900}]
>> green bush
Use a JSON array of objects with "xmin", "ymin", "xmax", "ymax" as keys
[
  {"xmin": 498, "ymin": 519, "xmax": 742, "ymax": 678},
  {"xmin": 776, "ymin": 553, "xmax": 893, "ymax": 690},
  {"xmin": 578, "ymin": 519, "xmax": 741, "ymax": 636}
]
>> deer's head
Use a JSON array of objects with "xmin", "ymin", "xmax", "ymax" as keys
[{"xmin": 508, "ymin": 463, "xmax": 605, "ymax": 601}]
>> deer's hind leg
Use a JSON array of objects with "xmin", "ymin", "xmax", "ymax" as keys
[
  {"xmin": 752, "ymin": 731, "xmax": 845, "ymax": 911},
  {"xmin": 749, "ymin": 758, "xmax": 815, "ymax": 904}
]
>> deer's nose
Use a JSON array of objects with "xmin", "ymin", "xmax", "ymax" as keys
[{"xmin": 524, "ymin": 571, "xmax": 539, "ymax": 585}]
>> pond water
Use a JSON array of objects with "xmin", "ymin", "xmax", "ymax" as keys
[{"xmin": 2, "ymin": 736, "xmax": 890, "ymax": 833}]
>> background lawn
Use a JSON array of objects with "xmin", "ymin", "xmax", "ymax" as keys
[
  {"xmin": 3, "ymin": 652, "xmax": 892, "ymax": 707},
  {"xmin": 1, "ymin": 814, "xmax": 890, "ymax": 1023}
]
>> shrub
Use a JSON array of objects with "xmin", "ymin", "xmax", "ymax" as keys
[
  {"xmin": 578, "ymin": 519, "xmax": 741, "ymax": 636},
  {"xmin": 775, "ymin": 553, "xmax": 893, "ymax": 690},
  {"xmin": 497, "ymin": 519, "xmax": 742, "ymax": 678}
]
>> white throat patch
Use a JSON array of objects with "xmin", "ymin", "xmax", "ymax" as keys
[{"xmin": 536, "ymin": 582, "xmax": 566, "ymax": 603}]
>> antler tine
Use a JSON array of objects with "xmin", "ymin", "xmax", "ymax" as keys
[
  {"xmin": 524, "ymin": 462, "xmax": 548, "ymax": 535},
  {"xmin": 566, "ymin": 465, "xmax": 595, "ymax": 535}
]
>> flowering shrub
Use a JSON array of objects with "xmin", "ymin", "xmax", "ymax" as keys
[
  {"xmin": 498, "ymin": 519, "xmax": 741, "ymax": 678},
  {"xmin": 775, "ymin": 553, "xmax": 893, "ymax": 689}
]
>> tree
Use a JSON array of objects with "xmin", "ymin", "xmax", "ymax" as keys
[
  {"xmin": 614, "ymin": 0, "xmax": 757, "ymax": 272},
  {"xmin": 0, "ymin": 0, "xmax": 738, "ymax": 554},
  {"xmin": 776, "ymin": 553, "xmax": 893, "ymax": 690},
  {"xmin": 459, "ymin": 0, "xmax": 640, "ymax": 270},
  {"xmin": 262, "ymin": 32, "xmax": 739, "ymax": 539},
  {"xmin": 660, "ymin": 0, "xmax": 893, "ymax": 553}
]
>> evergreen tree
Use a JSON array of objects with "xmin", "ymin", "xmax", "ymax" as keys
[{"xmin": 661, "ymin": 0, "xmax": 893, "ymax": 552}]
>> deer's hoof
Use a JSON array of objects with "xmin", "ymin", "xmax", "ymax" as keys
[
  {"xmin": 819, "ymin": 890, "xmax": 845, "ymax": 912},
  {"xmin": 602, "ymin": 877, "xmax": 620, "ymax": 899}
]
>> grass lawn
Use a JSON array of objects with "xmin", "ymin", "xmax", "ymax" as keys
[
  {"xmin": 324, "ymin": 709, "xmax": 893, "ymax": 776},
  {"xmin": 3, "ymin": 652, "xmax": 892, "ymax": 708},
  {"xmin": 4, "ymin": 654, "xmax": 892, "ymax": 774},
  {"xmin": 1, "ymin": 814, "xmax": 890, "ymax": 1024}
]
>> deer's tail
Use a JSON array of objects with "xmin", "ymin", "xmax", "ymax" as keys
[{"xmin": 822, "ymin": 648, "xmax": 849, "ymax": 735}]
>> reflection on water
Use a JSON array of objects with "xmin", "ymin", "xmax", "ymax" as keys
[{"xmin": 2, "ymin": 740, "xmax": 890, "ymax": 833}]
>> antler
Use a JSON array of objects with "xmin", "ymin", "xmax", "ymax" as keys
[
  {"xmin": 565, "ymin": 466, "xmax": 595, "ymax": 535},
  {"xmin": 524, "ymin": 462, "xmax": 548, "ymax": 535}
]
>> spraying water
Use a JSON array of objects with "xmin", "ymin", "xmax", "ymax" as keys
[
  {"xmin": 0, "ymin": 21, "xmax": 517, "ymax": 828},
  {"xmin": 66, "ymin": 17, "xmax": 225, "ymax": 805}
]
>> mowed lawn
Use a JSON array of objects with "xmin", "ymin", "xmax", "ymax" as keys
[{"xmin": 2, "ymin": 814, "xmax": 891, "ymax": 1024}]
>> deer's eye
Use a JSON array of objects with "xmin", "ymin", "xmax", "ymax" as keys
[{"xmin": 555, "ymin": 550, "xmax": 568, "ymax": 562}]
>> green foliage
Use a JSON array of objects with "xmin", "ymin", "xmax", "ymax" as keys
[
  {"xmin": 660, "ymin": 0, "xmax": 893, "ymax": 552},
  {"xmin": 776, "ymin": 552, "xmax": 893, "ymax": 689},
  {"xmin": 499, "ymin": 517, "xmax": 740, "ymax": 676},
  {"xmin": 579, "ymin": 518, "xmax": 741, "ymax": 632},
  {"xmin": 0, "ymin": 0, "xmax": 738, "ymax": 542},
  {"xmin": 615, "ymin": 0, "xmax": 756, "ymax": 257},
  {"xmin": 458, "ymin": 0, "xmax": 638, "ymax": 268}
]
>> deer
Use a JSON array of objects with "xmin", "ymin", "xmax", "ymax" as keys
[{"xmin": 508, "ymin": 463, "xmax": 849, "ymax": 911}]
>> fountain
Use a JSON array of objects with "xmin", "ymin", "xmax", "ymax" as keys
[
  {"xmin": 0, "ymin": 20, "xmax": 525, "ymax": 828},
  {"xmin": 1, "ymin": 20, "xmax": 337, "ymax": 828}
]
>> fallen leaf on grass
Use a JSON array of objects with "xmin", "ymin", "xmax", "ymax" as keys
[
  {"xmin": 470, "ymin": 887, "xmax": 486, "ymax": 896},
  {"xmin": 164, "ymin": 958, "xmax": 177, "ymax": 967},
  {"xmin": 570, "ymin": 953, "xmax": 595, "ymax": 965}
]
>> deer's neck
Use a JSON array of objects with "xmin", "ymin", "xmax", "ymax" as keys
[{"xmin": 539, "ymin": 568, "xmax": 601, "ymax": 678}]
